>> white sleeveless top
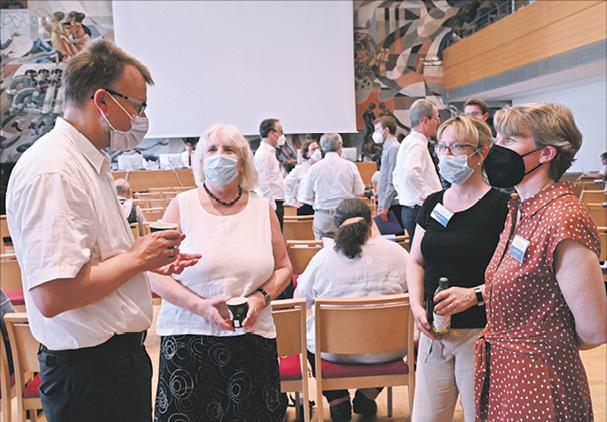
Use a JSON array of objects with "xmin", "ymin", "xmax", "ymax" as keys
[{"xmin": 156, "ymin": 189, "xmax": 276, "ymax": 338}]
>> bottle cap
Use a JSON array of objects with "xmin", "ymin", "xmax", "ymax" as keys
[{"xmin": 438, "ymin": 277, "xmax": 449, "ymax": 289}]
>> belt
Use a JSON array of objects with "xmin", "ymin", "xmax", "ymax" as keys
[
  {"xmin": 315, "ymin": 209, "xmax": 334, "ymax": 214},
  {"xmin": 40, "ymin": 331, "xmax": 147, "ymax": 363}
]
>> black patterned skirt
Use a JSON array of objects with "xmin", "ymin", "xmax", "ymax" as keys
[{"xmin": 154, "ymin": 334, "xmax": 287, "ymax": 422}]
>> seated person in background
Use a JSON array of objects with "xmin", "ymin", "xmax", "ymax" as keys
[
  {"xmin": 114, "ymin": 178, "xmax": 145, "ymax": 234},
  {"xmin": 284, "ymin": 138, "xmax": 321, "ymax": 215},
  {"xmin": 295, "ymin": 198, "xmax": 408, "ymax": 421}
]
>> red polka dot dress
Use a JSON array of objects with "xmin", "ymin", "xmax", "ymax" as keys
[{"xmin": 474, "ymin": 183, "xmax": 600, "ymax": 421}]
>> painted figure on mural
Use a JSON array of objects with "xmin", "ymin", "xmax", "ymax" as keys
[{"xmin": 361, "ymin": 102, "xmax": 377, "ymax": 156}]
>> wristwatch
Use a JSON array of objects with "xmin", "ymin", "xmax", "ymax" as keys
[
  {"xmin": 474, "ymin": 287, "xmax": 484, "ymax": 306},
  {"xmin": 256, "ymin": 287, "xmax": 272, "ymax": 307}
]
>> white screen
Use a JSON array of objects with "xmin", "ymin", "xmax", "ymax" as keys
[{"xmin": 112, "ymin": 1, "xmax": 356, "ymax": 138}]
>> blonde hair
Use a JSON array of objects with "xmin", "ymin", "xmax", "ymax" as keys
[
  {"xmin": 494, "ymin": 103, "xmax": 582, "ymax": 180},
  {"xmin": 437, "ymin": 115, "xmax": 493, "ymax": 149},
  {"xmin": 192, "ymin": 123, "xmax": 258, "ymax": 191}
]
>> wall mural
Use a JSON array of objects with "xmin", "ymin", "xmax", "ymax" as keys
[
  {"xmin": 0, "ymin": 0, "xmax": 114, "ymax": 164},
  {"xmin": 354, "ymin": 0, "xmax": 499, "ymax": 156}
]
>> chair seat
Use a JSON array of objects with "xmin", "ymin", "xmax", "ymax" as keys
[
  {"xmin": 23, "ymin": 374, "xmax": 40, "ymax": 399},
  {"xmin": 321, "ymin": 358, "xmax": 408, "ymax": 379},
  {"xmin": 5, "ymin": 288, "xmax": 24, "ymax": 306},
  {"xmin": 279, "ymin": 354, "xmax": 302, "ymax": 381},
  {"xmin": 152, "ymin": 291, "xmax": 161, "ymax": 299}
]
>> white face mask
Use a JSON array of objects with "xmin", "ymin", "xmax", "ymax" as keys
[
  {"xmin": 372, "ymin": 131, "xmax": 384, "ymax": 144},
  {"xmin": 309, "ymin": 149, "xmax": 322, "ymax": 164},
  {"xmin": 101, "ymin": 93, "xmax": 148, "ymax": 151},
  {"xmin": 204, "ymin": 155, "xmax": 239, "ymax": 186},
  {"xmin": 277, "ymin": 134, "xmax": 287, "ymax": 146},
  {"xmin": 438, "ymin": 149, "xmax": 479, "ymax": 185}
]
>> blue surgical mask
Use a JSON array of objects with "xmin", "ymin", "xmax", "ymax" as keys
[
  {"xmin": 100, "ymin": 93, "xmax": 149, "ymax": 151},
  {"xmin": 204, "ymin": 155, "xmax": 239, "ymax": 186},
  {"xmin": 438, "ymin": 150, "xmax": 478, "ymax": 185}
]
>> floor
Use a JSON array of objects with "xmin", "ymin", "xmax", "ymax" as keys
[{"xmin": 4, "ymin": 306, "xmax": 606, "ymax": 421}]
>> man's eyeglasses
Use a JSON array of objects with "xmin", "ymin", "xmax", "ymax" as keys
[
  {"xmin": 435, "ymin": 143, "xmax": 476, "ymax": 155},
  {"xmin": 91, "ymin": 88, "xmax": 147, "ymax": 115}
]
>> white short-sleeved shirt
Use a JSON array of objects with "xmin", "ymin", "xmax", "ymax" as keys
[
  {"xmin": 6, "ymin": 118, "xmax": 152, "ymax": 350},
  {"xmin": 302, "ymin": 152, "xmax": 365, "ymax": 211},
  {"xmin": 295, "ymin": 237, "xmax": 408, "ymax": 363}
]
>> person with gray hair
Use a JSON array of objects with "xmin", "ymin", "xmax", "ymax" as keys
[
  {"xmin": 114, "ymin": 178, "xmax": 145, "ymax": 234},
  {"xmin": 393, "ymin": 99, "xmax": 442, "ymax": 240},
  {"xmin": 302, "ymin": 133, "xmax": 365, "ymax": 239},
  {"xmin": 6, "ymin": 39, "xmax": 200, "ymax": 421}
]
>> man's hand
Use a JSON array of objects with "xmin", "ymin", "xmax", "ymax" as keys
[
  {"xmin": 377, "ymin": 208, "xmax": 389, "ymax": 222},
  {"xmin": 128, "ymin": 230, "xmax": 184, "ymax": 272},
  {"xmin": 152, "ymin": 253, "xmax": 201, "ymax": 276}
]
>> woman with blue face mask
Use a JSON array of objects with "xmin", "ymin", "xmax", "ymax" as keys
[
  {"xmin": 407, "ymin": 115, "xmax": 509, "ymax": 422},
  {"xmin": 148, "ymin": 123, "xmax": 292, "ymax": 422}
]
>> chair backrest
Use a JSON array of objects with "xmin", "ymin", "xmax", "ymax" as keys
[
  {"xmin": 272, "ymin": 298, "xmax": 307, "ymax": 357},
  {"xmin": 315, "ymin": 294, "xmax": 412, "ymax": 355},
  {"xmin": 4, "ymin": 314, "xmax": 40, "ymax": 398},
  {"xmin": 588, "ymin": 205, "xmax": 606, "ymax": 228},
  {"xmin": 111, "ymin": 171, "xmax": 127, "ymax": 181},
  {"xmin": 287, "ymin": 241, "xmax": 323, "ymax": 274},
  {"xmin": 0, "ymin": 333, "xmax": 13, "ymax": 422},
  {"xmin": 0, "ymin": 259, "xmax": 22, "ymax": 291},
  {"xmin": 355, "ymin": 161, "xmax": 377, "ymax": 187},
  {"xmin": 134, "ymin": 192, "xmax": 165, "ymax": 200},
  {"xmin": 580, "ymin": 190, "xmax": 606, "ymax": 204},
  {"xmin": 148, "ymin": 198, "xmax": 171, "ymax": 209},
  {"xmin": 141, "ymin": 207, "xmax": 165, "ymax": 222},
  {"xmin": 283, "ymin": 217, "xmax": 314, "ymax": 241},
  {"xmin": 583, "ymin": 182, "xmax": 603, "ymax": 191},
  {"xmin": 0, "ymin": 216, "xmax": 11, "ymax": 254},
  {"xmin": 128, "ymin": 170, "xmax": 181, "ymax": 192},
  {"xmin": 175, "ymin": 169, "xmax": 196, "ymax": 187}
]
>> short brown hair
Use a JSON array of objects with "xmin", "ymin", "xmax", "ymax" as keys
[
  {"xmin": 494, "ymin": 103, "xmax": 582, "ymax": 181},
  {"xmin": 376, "ymin": 115, "xmax": 397, "ymax": 135},
  {"xmin": 464, "ymin": 98, "xmax": 489, "ymax": 114},
  {"xmin": 301, "ymin": 139, "xmax": 317, "ymax": 159},
  {"xmin": 64, "ymin": 39, "xmax": 154, "ymax": 106}
]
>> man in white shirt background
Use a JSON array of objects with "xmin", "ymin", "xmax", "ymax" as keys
[
  {"xmin": 180, "ymin": 137, "xmax": 198, "ymax": 168},
  {"xmin": 302, "ymin": 133, "xmax": 365, "ymax": 239},
  {"xmin": 393, "ymin": 99, "xmax": 442, "ymax": 240},
  {"xmin": 254, "ymin": 118, "xmax": 286, "ymax": 229},
  {"xmin": 6, "ymin": 40, "xmax": 199, "ymax": 422}
]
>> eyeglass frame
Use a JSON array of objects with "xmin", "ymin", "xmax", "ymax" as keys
[
  {"xmin": 90, "ymin": 88, "xmax": 147, "ymax": 115},
  {"xmin": 435, "ymin": 143, "xmax": 478, "ymax": 155}
]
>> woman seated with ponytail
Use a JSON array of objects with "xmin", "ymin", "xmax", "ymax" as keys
[{"xmin": 294, "ymin": 198, "xmax": 408, "ymax": 421}]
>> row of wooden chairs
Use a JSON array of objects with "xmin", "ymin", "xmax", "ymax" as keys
[
  {"xmin": 111, "ymin": 169, "xmax": 196, "ymax": 193},
  {"xmin": 1, "ymin": 295, "xmax": 414, "ymax": 422}
]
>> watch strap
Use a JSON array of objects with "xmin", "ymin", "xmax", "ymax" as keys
[
  {"xmin": 256, "ymin": 287, "xmax": 272, "ymax": 306},
  {"xmin": 474, "ymin": 287, "xmax": 484, "ymax": 306}
]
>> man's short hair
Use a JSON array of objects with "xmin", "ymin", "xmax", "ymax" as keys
[
  {"xmin": 319, "ymin": 133, "xmax": 342, "ymax": 153},
  {"xmin": 464, "ymin": 98, "xmax": 489, "ymax": 115},
  {"xmin": 64, "ymin": 39, "xmax": 154, "ymax": 106},
  {"xmin": 601, "ymin": 152, "xmax": 607, "ymax": 160},
  {"xmin": 409, "ymin": 99, "xmax": 436, "ymax": 128},
  {"xmin": 259, "ymin": 118, "xmax": 279, "ymax": 138},
  {"xmin": 375, "ymin": 116, "xmax": 397, "ymax": 135}
]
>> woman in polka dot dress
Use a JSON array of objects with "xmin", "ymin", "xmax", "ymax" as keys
[{"xmin": 475, "ymin": 103, "xmax": 606, "ymax": 421}]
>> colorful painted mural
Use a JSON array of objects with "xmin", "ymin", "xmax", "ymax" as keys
[{"xmin": 354, "ymin": 0, "xmax": 500, "ymax": 155}]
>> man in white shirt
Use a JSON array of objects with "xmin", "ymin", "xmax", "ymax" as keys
[
  {"xmin": 302, "ymin": 133, "xmax": 365, "ymax": 239},
  {"xmin": 6, "ymin": 39, "xmax": 198, "ymax": 422},
  {"xmin": 255, "ymin": 118, "xmax": 286, "ymax": 228},
  {"xmin": 180, "ymin": 137, "xmax": 198, "ymax": 168},
  {"xmin": 393, "ymin": 99, "xmax": 442, "ymax": 240}
]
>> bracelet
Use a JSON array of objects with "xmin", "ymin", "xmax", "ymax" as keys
[{"xmin": 256, "ymin": 287, "xmax": 272, "ymax": 307}]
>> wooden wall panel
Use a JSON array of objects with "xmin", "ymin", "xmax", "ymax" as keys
[{"xmin": 443, "ymin": 0, "xmax": 605, "ymax": 90}]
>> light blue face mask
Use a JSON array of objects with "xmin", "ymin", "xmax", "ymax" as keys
[
  {"xmin": 438, "ymin": 150, "xmax": 479, "ymax": 185},
  {"xmin": 204, "ymin": 155, "xmax": 239, "ymax": 186}
]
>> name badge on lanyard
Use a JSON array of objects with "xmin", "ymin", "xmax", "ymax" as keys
[
  {"xmin": 509, "ymin": 235, "xmax": 530, "ymax": 263},
  {"xmin": 430, "ymin": 203, "xmax": 454, "ymax": 228}
]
